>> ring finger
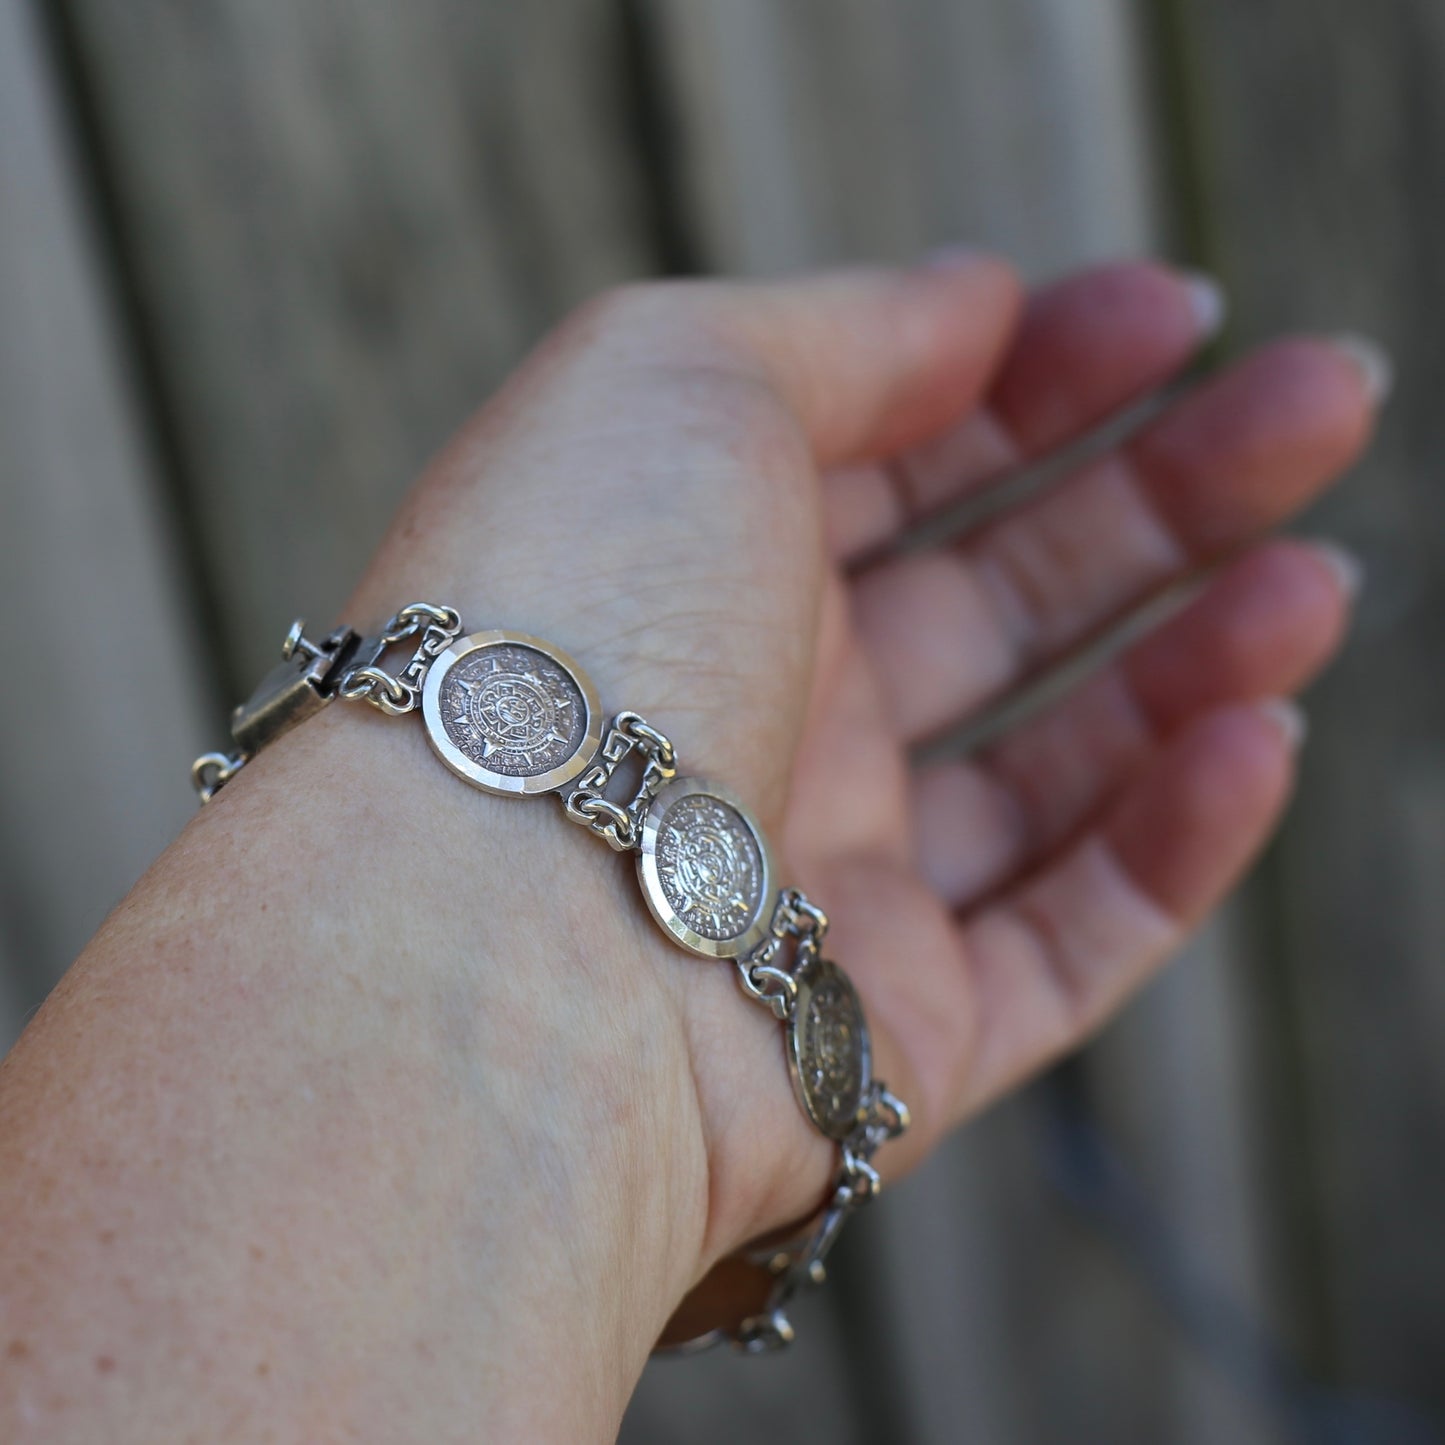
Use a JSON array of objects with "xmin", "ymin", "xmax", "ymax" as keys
[
  {"xmin": 850, "ymin": 335, "xmax": 1382, "ymax": 743},
  {"xmin": 910, "ymin": 537, "xmax": 1357, "ymax": 909}
]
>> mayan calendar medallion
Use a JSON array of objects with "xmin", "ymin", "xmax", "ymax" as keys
[
  {"xmin": 637, "ymin": 778, "xmax": 773, "ymax": 958},
  {"xmin": 421, "ymin": 631, "xmax": 602, "ymax": 795},
  {"xmin": 787, "ymin": 955, "xmax": 871, "ymax": 1139}
]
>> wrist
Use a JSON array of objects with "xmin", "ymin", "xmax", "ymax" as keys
[
  {"xmin": 236, "ymin": 703, "xmax": 715, "ymax": 1430},
  {"xmin": 2, "ymin": 700, "xmax": 710, "ymax": 1442}
]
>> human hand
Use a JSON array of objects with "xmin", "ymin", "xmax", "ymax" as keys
[{"xmin": 346, "ymin": 256, "xmax": 1379, "ymax": 1342}]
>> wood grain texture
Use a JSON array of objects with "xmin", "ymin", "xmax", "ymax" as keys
[
  {"xmin": 0, "ymin": 0, "xmax": 212, "ymax": 1048},
  {"xmin": 1173, "ymin": 0, "xmax": 1445, "ymax": 1408},
  {"xmin": 647, "ymin": 0, "xmax": 1158, "ymax": 276},
  {"xmin": 58, "ymin": 0, "xmax": 666, "ymax": 683}
]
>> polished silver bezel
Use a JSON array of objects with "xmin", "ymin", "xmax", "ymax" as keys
[
  {"xmin": 420, "ymin": 629, "xmax": 602, "ymax": 796},
  {"xmin": 636, "ymin": 776, "xmax": 775, "ymax": 959},
  {"xmin": 787, "ymin": 954, "xmax": 872, "ymax": 1140}
]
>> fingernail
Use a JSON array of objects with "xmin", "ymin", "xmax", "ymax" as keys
[
  {"xmin": 1179, "ymin": 269, "xmax": 1227, "ymax": 338},
  {"xmin": 1306, "ymin": 538, "xmax": 1365, "ymax": 599},
  {"xmin": 918, "ymin": 244, "xmax": 986, "ymax": 273},
  {"xmin": 1331, "ymin": 332, "xmax": 1394, "ymax": 406},
  {"xmin": 1259, "ymin": 698, "xmax": 1308, "ymax": 749}
]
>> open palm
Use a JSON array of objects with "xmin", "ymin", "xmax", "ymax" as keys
[
  {"xmin": 352, "ymin": 254, "xmax": 1378, "ymax": 1333},
  {"xmin": 793, "ymin": 258, "xmax": 1376, "ymax": 1182}
]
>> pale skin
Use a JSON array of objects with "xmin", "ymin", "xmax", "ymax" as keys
[{"xmin": 0, "ymin": 255, "xmax": 1383, "ymax": 1442}]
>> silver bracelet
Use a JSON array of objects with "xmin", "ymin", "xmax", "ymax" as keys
[{"xmin": 192, "ymin": 604, "xmax": 909, "ymax": 1354}]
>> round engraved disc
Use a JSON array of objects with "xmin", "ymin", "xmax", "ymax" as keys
[
  {"xmin": 421, "ymin": 630, "xmax": 602, "ymax": 796},
  {"xmin": 787, "ymin": 955, "xmax": 872, "ymax": 1140},
  {"xmin": 637, "ymin": 778, "xmax": 774, "ymax": 959}
]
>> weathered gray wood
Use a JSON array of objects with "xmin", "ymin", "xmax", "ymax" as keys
[
  {"xmin": 648, "ymin": 0, "xmax": 1158, "ymax": 276},
  {"xmin": 60, "ymin": 0, "xmax": 666, "ymax": 683},
  {"xmin": 1175, "ymin": 0, "xmax": 1445, "ymax": 1409},
  {"xmin": 0, "ymin": 0, "xmax": 213, "ymax": 1049},
  {"xmin": 1091, "ymin": 921, "xmax": 1281, "ymax": 1443}
]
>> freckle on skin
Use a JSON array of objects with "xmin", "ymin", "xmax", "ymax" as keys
[
  {"xmin": 256, "ymin": 1361, "xmax": 270, "ymax": 1377},
  {"xmin": 98, "ymin": 1229, "xmax": 116, "ymax": 1245},
  {"xmin": 249, "ymin": 1244, "xmax": 265, "ymax": 1261},
  {"xmin": 95, "ymin": 1355, "xmax": 116, "ymax": 1375},
  {"xmin": 6, "ymin": 1339, "xmax": 28, "ymax": 1360}
]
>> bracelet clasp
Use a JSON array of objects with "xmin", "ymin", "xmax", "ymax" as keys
[{"xmin": 232, "ymin": 621, "xmax": 361, "ymax": 759}]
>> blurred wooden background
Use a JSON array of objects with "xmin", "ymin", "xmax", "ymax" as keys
[{"xmin": 1, "ymin": 0, "xmax": 1440, "ymax": 1440}]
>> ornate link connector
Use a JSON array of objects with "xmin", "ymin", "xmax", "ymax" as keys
[
  {"xmin": 335, "ymin": 602, "xmax": 462, "ymax": 717},
  {"xmin": 563, "ymin": 710, "xmax": 677, "ymax": 851}
]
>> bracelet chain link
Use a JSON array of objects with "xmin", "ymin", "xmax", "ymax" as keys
[
  {"xmin": 331, "ymin": 602, "xmax": 462, "ymax": 716},
  {"xmin": 562, "ymin": 711, "xmax": 677, "ymax": 851}
]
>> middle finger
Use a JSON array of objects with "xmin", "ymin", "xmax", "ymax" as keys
[{"xmin": 849, "ymin": 336, "xmax": 1381, "ymax": 743}]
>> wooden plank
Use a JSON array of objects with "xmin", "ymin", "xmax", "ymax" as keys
[
  {"xmin": 0, "ymin": 0, "xmax": 213, "ymax": 1050},
  {"xmin": 1089, "ymin": 923, "xmax": 1281, "ymax": 1443},
  {"xmin": 59, "ymin": 0, "xmax": 666, "ymax": 683},
  {"xmin": 637, "ymin": 3, "xmax": 1279, "ymax": 1441},
  {"xmin": 647, "ymin": 0, "xmax": 1158, "ymax": 276},
  {"xmin": 1173, "ymin": 0, "xmax": 1445, "ymax": 1409}
]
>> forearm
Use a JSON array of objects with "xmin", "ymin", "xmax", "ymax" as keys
[{"xmin": 0, "ymin": 703, "xmax": 707, "ymax": 1443}]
